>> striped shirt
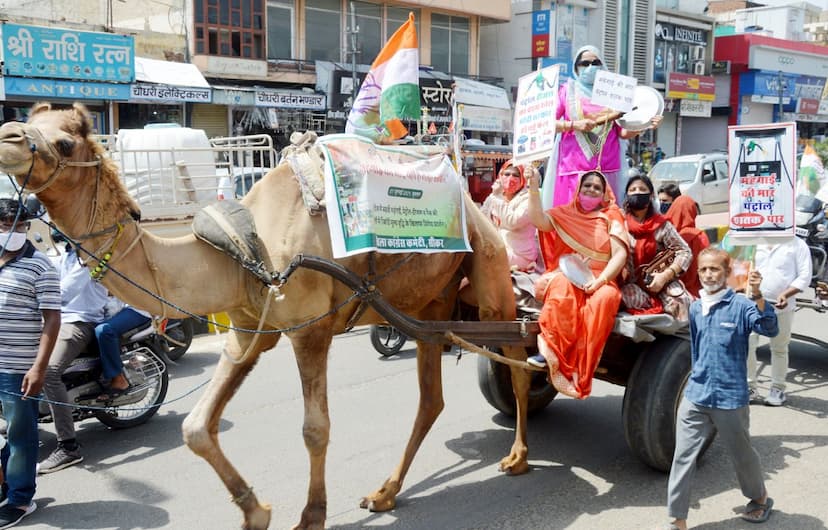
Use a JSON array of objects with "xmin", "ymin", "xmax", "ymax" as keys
[{"xmin": 0, "ymin": 242, "xmax": 61, "ymax": 374}]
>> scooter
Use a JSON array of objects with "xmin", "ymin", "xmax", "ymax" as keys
[{"xmin": 38, "ymin": 320, "xmax": 170, "ymax": 429}]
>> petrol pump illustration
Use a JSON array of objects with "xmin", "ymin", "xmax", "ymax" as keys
[{"xmin": 728, "ymin": 124, "xmax": 796, "ymax": 237}]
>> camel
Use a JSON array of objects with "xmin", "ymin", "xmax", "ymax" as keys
[{"xmin": 0, "ymin": 103, "xmax": 533, "ymax": 529}]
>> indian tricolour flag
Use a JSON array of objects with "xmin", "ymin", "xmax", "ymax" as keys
[{"xmin": 345, "ymin": 12, "xmax": 420, "ymax": 144}]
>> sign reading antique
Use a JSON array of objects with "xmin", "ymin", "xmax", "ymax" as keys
[
  {"xmin": 3, "ymin": 76, "xmax": 131, "ymax": 100},
  {"xmin": 667, "ymin": 72, "xmax": 715, "ymax": 101},
  {"xmin": 130, "ymin": 83, "xmax": 212, "ymax": 103},
  {"xmin": 319, "ymin": 134, "xmax": 470, "ymax": 258},
  {"xmin": 254, "ymin": 89, "xmax": 326, "ymax": 110},
  {"xmin": 1, "ymin": 23, "xmax": 134, "ymax": 82},
  {"xmin": 726, "ymin": 123, "xmax": 796, "ymax": 240},
  {"xmin": 513, "ymin": 65, "xmax": 559, "ymax": 165}
]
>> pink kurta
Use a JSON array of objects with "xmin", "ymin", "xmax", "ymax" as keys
[{"xmin": 553, "ymin": 81, "xmax": 624, "ymax": 206}]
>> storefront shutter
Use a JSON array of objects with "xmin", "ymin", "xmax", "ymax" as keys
[
  {"xmin": 603, "ymin": 0, "xmax": 618, "ymax": 72},
  {"xmin": 191, "ymin": 103, "xmax": 228, "ymax": 139},
  {"xmin": 633, "ymin": 0, "xmax": 652, "ymax": 83}
]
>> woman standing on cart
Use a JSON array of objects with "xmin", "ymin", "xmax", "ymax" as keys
[
  {"xmin": 549, "ymin": 45, "xmax": 661, "ymax": 206},
  {"xmin": 524, "ymin": 168, "xmax": 629, "ymax": 399}
]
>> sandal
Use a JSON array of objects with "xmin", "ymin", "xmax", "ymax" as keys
[
  {"xmin": 741, "ymin": 497, "xmax": 773, "ymax": 523},
  {"xmin": 96, "ymin": 384, "xmax": 133, "ymax": 402}
]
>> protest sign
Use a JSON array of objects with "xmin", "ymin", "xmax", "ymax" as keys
[
  {"xmin": 318, "ymin": 134, "xmax": 471, "ymax": 258},
  {"xmin": 591, "ymin": 70, "xmax": 636, "ymax": 113},
  {"xmin": 513, "ymin": 65, "xmax": 559, "ymax": 165},
  {"xmin": 726, "ymin": 123, "xmax": 797, "ymax": 242}
]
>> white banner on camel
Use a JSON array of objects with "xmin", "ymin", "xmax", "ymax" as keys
[{"xmin": 318, "ymin": 134, "xmax": 471, "ymax": 258}]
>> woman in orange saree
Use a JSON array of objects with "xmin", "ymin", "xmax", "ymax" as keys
[{"xmin": 524, "ymin": 169, "xmax": 629, "ymax": 399}]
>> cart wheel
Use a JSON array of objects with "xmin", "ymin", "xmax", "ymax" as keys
[
  {"xmin": 622, "ymin": 335, "xmax": 714, "ymax": 472},
  {"xmin": 370, "ymin": 325, "xmax": 407, "ymax": 357},
  {"xmin": 477, "ymin": 352, "xmax": 557, "ymax": 417}
]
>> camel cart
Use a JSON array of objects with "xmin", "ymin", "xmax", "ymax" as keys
[{"xmin": 280, "ymin": 253, "xmax": 693, "ymax": 472}]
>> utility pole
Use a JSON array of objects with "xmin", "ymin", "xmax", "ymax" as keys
[{"xmin": 346, "ymin": 2, "xmax": 360, "ymax": 101}]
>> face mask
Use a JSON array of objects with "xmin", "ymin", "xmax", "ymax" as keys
[
  {"xmin": 500, "ymin": 174, "xmax": 523, "ymax": 196},
  {"xmin": 701, "ymin": 279, "xmax": 726, "ymax": 295},
  {"xmin": 659, "ymin": 202, "xmax": 671, "ymax": 214},
  {"xmin": 579, "ymin": 193, "xmax": 603, "ymax": 211},
  {"xmin": 0, "ymin": 231, "xmax": 27, "ymax": 252},
  {"xmin": 627, "ymin": 192, "xmax": 651, "ymax": 210},
  {"xmin": 579, "ymin": 65, "xmax": 600, "ymax": 85}
]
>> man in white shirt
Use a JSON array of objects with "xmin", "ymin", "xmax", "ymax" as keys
[{"xmin": 747, "ymin": 237, "xmax": 812, "ymax": 406}]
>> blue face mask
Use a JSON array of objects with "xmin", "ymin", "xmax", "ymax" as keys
[
  {"xmin": 659, "ymin": 202, "xmax": 671, "ymax": 214},
  {"xmin": 579, "ymin": 65, "xmax": 600, "ymax": 85}
]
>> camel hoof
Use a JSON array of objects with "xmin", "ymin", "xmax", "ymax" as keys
[
  {"xmin": 241, "ymin": 502, "xmax": 271, "ymax": 530},
  {"xmin": 359, "ymin": 480, "xmax": 399, "ymax": 512},
  {"xmin": 498, "ymin": 454, "xmax": 530, "ymax": 475}
]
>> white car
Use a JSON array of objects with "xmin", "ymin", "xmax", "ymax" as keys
[{"xmin": 648, "ymin": 153, "xmax": 730, "ymax": 214}]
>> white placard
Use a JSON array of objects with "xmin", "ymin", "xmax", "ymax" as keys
[
  {"xmin": 513, "ymin": 65, "xmax": 559, "ymax": 165},
  {"xmin": 727, "ymin": 122, "xmax": 797, "ymax": 241},
  {"xmin": 591, "ymin": 70, "xmax": 637, "ymax": 113}
]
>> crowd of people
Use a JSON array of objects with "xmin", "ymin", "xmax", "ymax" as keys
[{"xmin": 475, "ymin": 44, "xmax": 815, "ymax": 528}]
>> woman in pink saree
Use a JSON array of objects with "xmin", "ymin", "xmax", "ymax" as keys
[{"xmin": 549, "ymin": 45, "xmax": 661, "ymax": 206}]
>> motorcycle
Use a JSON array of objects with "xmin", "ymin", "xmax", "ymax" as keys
[
  {"xmin": 37, "ymin": 320, "xmax": 170, "ymax": 429},
  {"xmin": 794, "ymin": 193, "xmax": 828, "ymax": 309},
  {"xmin": 370, "ymin": 325, "xmax": 408, "ymax": 357}
]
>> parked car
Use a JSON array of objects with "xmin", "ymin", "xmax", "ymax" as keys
[{"xmin": 648, "ymin": 152, "xmax": 729, "ymax": 214}]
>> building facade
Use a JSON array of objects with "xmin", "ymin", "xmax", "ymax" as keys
[{"xmin": 0, "ymin": 0, "xmax": 511, "ymax": 147}]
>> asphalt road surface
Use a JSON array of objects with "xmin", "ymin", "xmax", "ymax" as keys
[{"xmin": 25, "ymin": 304, "xmax": 828, "ymax": 530}]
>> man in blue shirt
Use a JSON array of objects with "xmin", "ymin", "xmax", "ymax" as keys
[
  {"xmin": 38, "ymin": 245, "xmax": 107, "ymax": 474},
  {"xmin": 664, "ymin": 247, "xmax": 778, "ymax": 530}
]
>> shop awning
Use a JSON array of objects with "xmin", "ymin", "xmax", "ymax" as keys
[{"xmin": 135, "ymin": 56, "xmax": 210, "ymax": 88}]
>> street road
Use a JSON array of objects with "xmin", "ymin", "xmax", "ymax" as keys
[{"xmin": 27, "ymin": 305, "xmax": 828, "ymax": 530}]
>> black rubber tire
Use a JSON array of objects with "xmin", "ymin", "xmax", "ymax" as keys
[
  {"xmin": 370, "ymin": 325, "xmax": 407, "ymax": 357},
  {"xmin": 477, "ymin": 353, "xmax": 557, "ymax": 417},
  {"xmin": 94, "ymin": 352, "xmax": 169, "ymax": 429},
  {"xmin": 622, "ymin": 335, "xmax": 700, "ymax": 472},
  {"xmin": 159, "ymin": 318, "xmax": 195, "ymax": 362}
]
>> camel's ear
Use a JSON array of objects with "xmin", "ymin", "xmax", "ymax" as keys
[
  {"xmin": 30, "ymin": 102, "xmax": 52, "ymax": 117},
  {"xmin": 71, "ymin": 103, "xmax": 92, "ymax": 138}
]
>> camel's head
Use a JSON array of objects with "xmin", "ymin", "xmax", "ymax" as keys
[{"xmin": 0, "ymin": 102, "xmax": 94, "ymax": 192}]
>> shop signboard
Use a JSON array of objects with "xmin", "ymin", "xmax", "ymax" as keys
[
  {"xmin": 255, "ymin": 89, "xmax": 326, "ymax": 110},
  {"xmin": 798, "ymin": 98, "xmax": 820, "ymax": 115},
  {"xmin": 212, "ymin": 87, "xmax": 255, "ymax": 106},
  {"xmin": 453, "ymin": 77, "xmax": 511, "ymax": 110},
  {"xmin": 680, "ymin": 99, "xmax": 711, "ymax": 117},
  {"xmin": 667, "ymin": 72, "xmax": 715, "ymax": 101},
  {"xmin": 749, "ymin": 45, "xmax": 828, "ymax": 77},
  {"xmin": 3, "ymin": 76, "xmax": 131, "ymax": 100},
  {"xmin": 726, "ymin": 122, "xmax": 797, "ymax": 241},
  {"xmin": 460, "ymin": 106, "xmax": 511, "ymax": 132},
  {"xmin": 531, "ymin": 10, "xmax": 551, "ymax": 58},
  {"xmin": 1, "ymin": 23, "xmax": 134, "ymax": 83},
  {"xmin": 129, "ymin": 83, "xmax": 212, "ymax": 103}
]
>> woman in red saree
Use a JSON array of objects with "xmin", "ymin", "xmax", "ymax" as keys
[
  {"xmin": 524, "ymin": 168, "xmax": 629, "ymax": 399},
  {"xmin": 665, "ymin": 195, "xmax": 710, "ymax": 297}
]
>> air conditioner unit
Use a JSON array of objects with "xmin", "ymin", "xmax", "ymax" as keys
[
  {"xmin": 694, "ymin": 62, "xmax": 705, "ymax": 75},
  {"xmin": 693, "ymin": 46, "xmax": 705, "ymax": 61}
]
